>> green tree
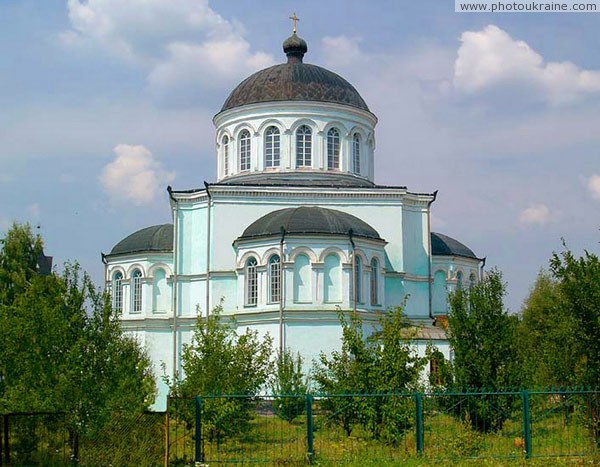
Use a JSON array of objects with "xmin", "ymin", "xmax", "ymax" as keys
[
  {"xmin": 0, "ymin": 223, "xmax": 43, "ymax": 305},
  {"xmin": 550, "ymin": 243, "xmax": 600, "ymax": 387},
  {"xmin": 447, "ymin": 269, "xmax": 519, "ymax": 432},
  {"xmin": 313, "ymin": 307, "xmax": 425, "ymax": 440},
  {"xmin": 271, "ymin": 348, "xmax": 308, "ymax": 422},
  {"xmin": 517, "ymin": 271, "xmax": 581, "ymax": 388},
  {"xmin": 174, "ymin": 305, "xmax": 273, "ymax": 440},
  {"xmin": 0, "ymin": 225, "xmax": 155, "ymax": 448}
]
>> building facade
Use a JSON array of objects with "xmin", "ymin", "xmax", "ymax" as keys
[{"xmin": 103, "ymin": 31, "xmax": 483, "ymax": 409}]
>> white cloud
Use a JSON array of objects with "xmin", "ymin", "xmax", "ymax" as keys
[
  {"xmin": 62, "ymin": 0, "xmax": 274, "ymax": 99},
  {"xmin": 454, "ymin": 25, "xmax": 600, "ymax": 104},
  {"xmin": 588, "ymin": 174, "xmax": 600, "ymax": 200},
  {"xmin": 518, "ymin": 203, "xmax": 556, "ymax": 225},
  {"xmin": 100, "ymin": 144, "xmax": 175, "ymax": 206}
]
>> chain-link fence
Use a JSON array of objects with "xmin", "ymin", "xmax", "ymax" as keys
[{"xmin": 2, "ymin": 389, "xmax": 600, "ymax": 465}]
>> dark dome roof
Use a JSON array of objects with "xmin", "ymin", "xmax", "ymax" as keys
[
  {"xmin": 109, "ymin": 224, "xmax": 173, "ymax": 256},
  {"xmin": 239, "ymin": 207, "xmax": 382, "ymax": 241},
  {"xmin": 431, "ymin": 232, "xmax": 478, "ymax": 260},
  {"xmin": 219, "ymin": 34, "xmax": 369, "ymax": 113}
]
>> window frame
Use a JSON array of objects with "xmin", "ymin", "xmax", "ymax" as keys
[
  {"xmin": 245, "ymin": 257, "xmax": 258, "ymax": 306},
  {"xmin": 131, "ymin": 269, "xmax": 143, "ymax": 313},
  {"xmin": 327, "ymin": 127, "xmax": 341, "ymax": 170},
  {"xmin": 352, "ymin": 133, "xmax": 361, "ymax": 174},
  {"xmin": 268, "ymin": 254, "xmax": 281, "ymax": 304},
  {"xmin": 296, "ymin": 125, "xmax": 312, "ymax": 167},
  {"xmin": 239, "ymin": 129, "xmax": 251, "ymax": 172},
  {"xmin": 112, "ymin": 271, "xmax": 123, "ymax": 312},
  {"xmin": 222, "ymin": 135, "xmax": 229, "ymax": 176},
  {"xmin": 370, "ymin": 258, "xmax": 379, "ymax": 306},
  {"xmin": 264, "ymin": 126, "xmax": 281, "ymax": 168}
]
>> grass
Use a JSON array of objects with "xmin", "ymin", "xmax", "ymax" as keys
[{"xmin": 169, "ymin": 404, "xmax": 600, "ymax": 466}]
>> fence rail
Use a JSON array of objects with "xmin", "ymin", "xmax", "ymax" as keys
[{"xmin": 1, "ymin": 389, "xmax": 599, "ymax": 465}]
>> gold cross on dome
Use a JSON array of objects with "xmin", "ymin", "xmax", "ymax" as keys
[{"xmin": 289, "ymin": 13, "xmax": 299, "ymax": 33}]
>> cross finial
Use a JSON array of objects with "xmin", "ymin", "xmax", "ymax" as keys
[{"xmin": 289, "ymin": 12, "xmax": 299, "ymax": 34}]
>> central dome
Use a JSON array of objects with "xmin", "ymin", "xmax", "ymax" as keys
[{"xmin": 220, "ymin": 33, "xmax": 370, "ymax": 113}]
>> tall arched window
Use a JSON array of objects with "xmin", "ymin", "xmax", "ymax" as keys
[
  {"xmin": 264, "ymin": 126, "xmax": 280, "ymax": 168},
  {"xmin": 268, "ymin": 254, "xmax": 281, "ymax": 303},
  {"xmin": 327, "ymin": 128, "xmax": 340, "ymax": 170},
  {"xmin": 296, "ymin": 125, "xmax": 312, "ymax": 167},
  {"xmin": 245, "ymin": 257, "xmax": 258, "ymax": 306},
  {"xmin": 370, "ymin": 258, "xmax": 379, "ymax": 305},
  {"xmin": 456, "ymin": 271, "xmax": 463, "ymax": 291},
  {"xmin": 469, "ymin": 272, "xmax": 477, "ymax": 288},
  {"xmin": 352, "ymin": 133, "xmax": 361, "ymax": 174},
  {"xmin": 239, "ymin": 129, "xmax": 251, "ymax": 172},
  {"xmin": 354, "ymin": 256, "xmax": 362, "ymax": 303},
  {"xmin": 131, "ymin": 269, "xmax": 142, "ymax": 313},
  {"xmin": 222, "ymin": 135, "xmax": 229, "ymax": 176},
  {"xmin": 112, "ymin": 271, "xmax": 123, "ymax": 312}
]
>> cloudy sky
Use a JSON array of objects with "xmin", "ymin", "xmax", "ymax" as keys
[{"xmin": 1, "ymin": 0, "xmax": 599, "ymax": 311}]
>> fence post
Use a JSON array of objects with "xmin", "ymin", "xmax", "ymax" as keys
[
  {"xmin": 3, "ymin": 415, "xmax": 8, "ymax": 466},
  {"xmin": 521, "ymin": 390, "xmax": 532, "ymax": 459},
  {"xmin": 195, "ymin": 396, "xmax": 203, "ymax": 463},
  {"xmin": 414, "ymin": 392, "xmax": 424, "ymax": 454},
  {"xmin": 306, "ymin": 395, "xmax": 314, "ymax": 463},
  {"xmin": 0, "ymin": 415, "xmax": 3, "ymax": 467}
]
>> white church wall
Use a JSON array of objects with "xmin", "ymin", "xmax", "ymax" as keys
[{"xmin": 214, "ymin": 102, "xmax": 377, "ymax": 183}]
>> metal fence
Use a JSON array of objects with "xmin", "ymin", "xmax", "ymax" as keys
[
  {"xmin": 2, "ymin": 389, "xmax": 599, "ymax": 465},
  {"xmin": 0, "ymin": 411, "xmax": 166, "ymax": 466},
  {"xmin": 185, "ymin": 389, "xmax": 600, "ymax": 464}
]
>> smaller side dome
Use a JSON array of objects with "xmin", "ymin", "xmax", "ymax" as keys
[
  {"xmin": 431, "ymin": 232, "xmax": 478, "ymax": 260},
  {"xmin": 109, "ymin": 224, "xmax": 173, "ymax": 256},
  {"xmin": 238, "ymin": 206, "xmax": 382, "ymax": 241}
]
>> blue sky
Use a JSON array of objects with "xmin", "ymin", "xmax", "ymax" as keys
[{"xmin": 1, "ymin": 0, "xmax": 599, "ymax": 312}]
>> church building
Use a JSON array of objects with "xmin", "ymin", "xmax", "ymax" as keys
[{"xmin": 103, "ymin": 27, "xmax": 484, "ymax": 410}]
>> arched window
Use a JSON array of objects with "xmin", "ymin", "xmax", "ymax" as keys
[
  {"xmin": 354, "ymin": 256, "xmax": 362, "ymax": 304},
  {"xmin": 296, "ymin": 125, "xmax": 312, "ymax": 167},
  {"xmin": 370, "ymin": 258, "xmax": 379, "ymax": 305},
  {"xmin": 239, "ymin": 129, "xmax": 251, "ymax": 172},
  {"xmin": 131, "ymin": 269, "xmax": 142, "ymax": 313},
  {"xmin": 456, "ymin": 271, "xmax": 463, "ymax": 291},
  {"xmin": 352, "ymin": 133, "xmax": 361, "ymax": 174},
  {"xmin": 469, "ymin": 272, "xmax": 477, "ymax": 288},
  {"xmin": 112, "ymin": 271, "xmax": 123, "ymax": 312},
  {"xmin": 268, "ymin": 255, "xmax": 281, "ymax": 303},
  {"xmin": 222, "ymin": 135, "xmax": 229, "ymax": 176},
  {"xmin": 327, "ymin": 128, "xmax": 340, "ymax": 170},
  {"xmin": 245, "ymin": 257, "xmax": 258, "ymax": 306},
  {"xmin": 264, "ymin": 126, "xmax": 280, "ymax": 168}
]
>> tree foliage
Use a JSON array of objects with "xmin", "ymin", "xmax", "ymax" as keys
[
  {"xmin": 0, "ymin": 224, "xmax": 155, "ymax": 438},
  {"xmin": 174, "ymin": 305, "xmax": 273, "ymax": 440},
  {"xmin": 313, "ymin": 307, "xmax": 425, "ymax": 440},
  {"xmin": 447, "ymin": 269, "xmax": 519, "ymax": 432},
  {"xmin": 517, "ymin": 271, "xmax": 581, "ymax": 388},
  {"xmin": 549, "ymin": 243, "xmax": 600, "ymax": 387},
  {"xmin": 271, "ymin": 348, "xmax": 308, "ymax": 422}
]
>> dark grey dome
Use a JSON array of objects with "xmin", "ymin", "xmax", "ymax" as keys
[
  {"xmin": 109, "ymin": 224, "xmax": 173, "ymax": 256},
  {"xmin": 239, "ymin": 207, "xmax": 381, "ymax": 241},
  {"xmin": 219, "ymin": 34, "xmax": 369, "ymax": 113},
  {"xmin": 431, "ymin": 232, "xmax": 478, "ymax": 260}
]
